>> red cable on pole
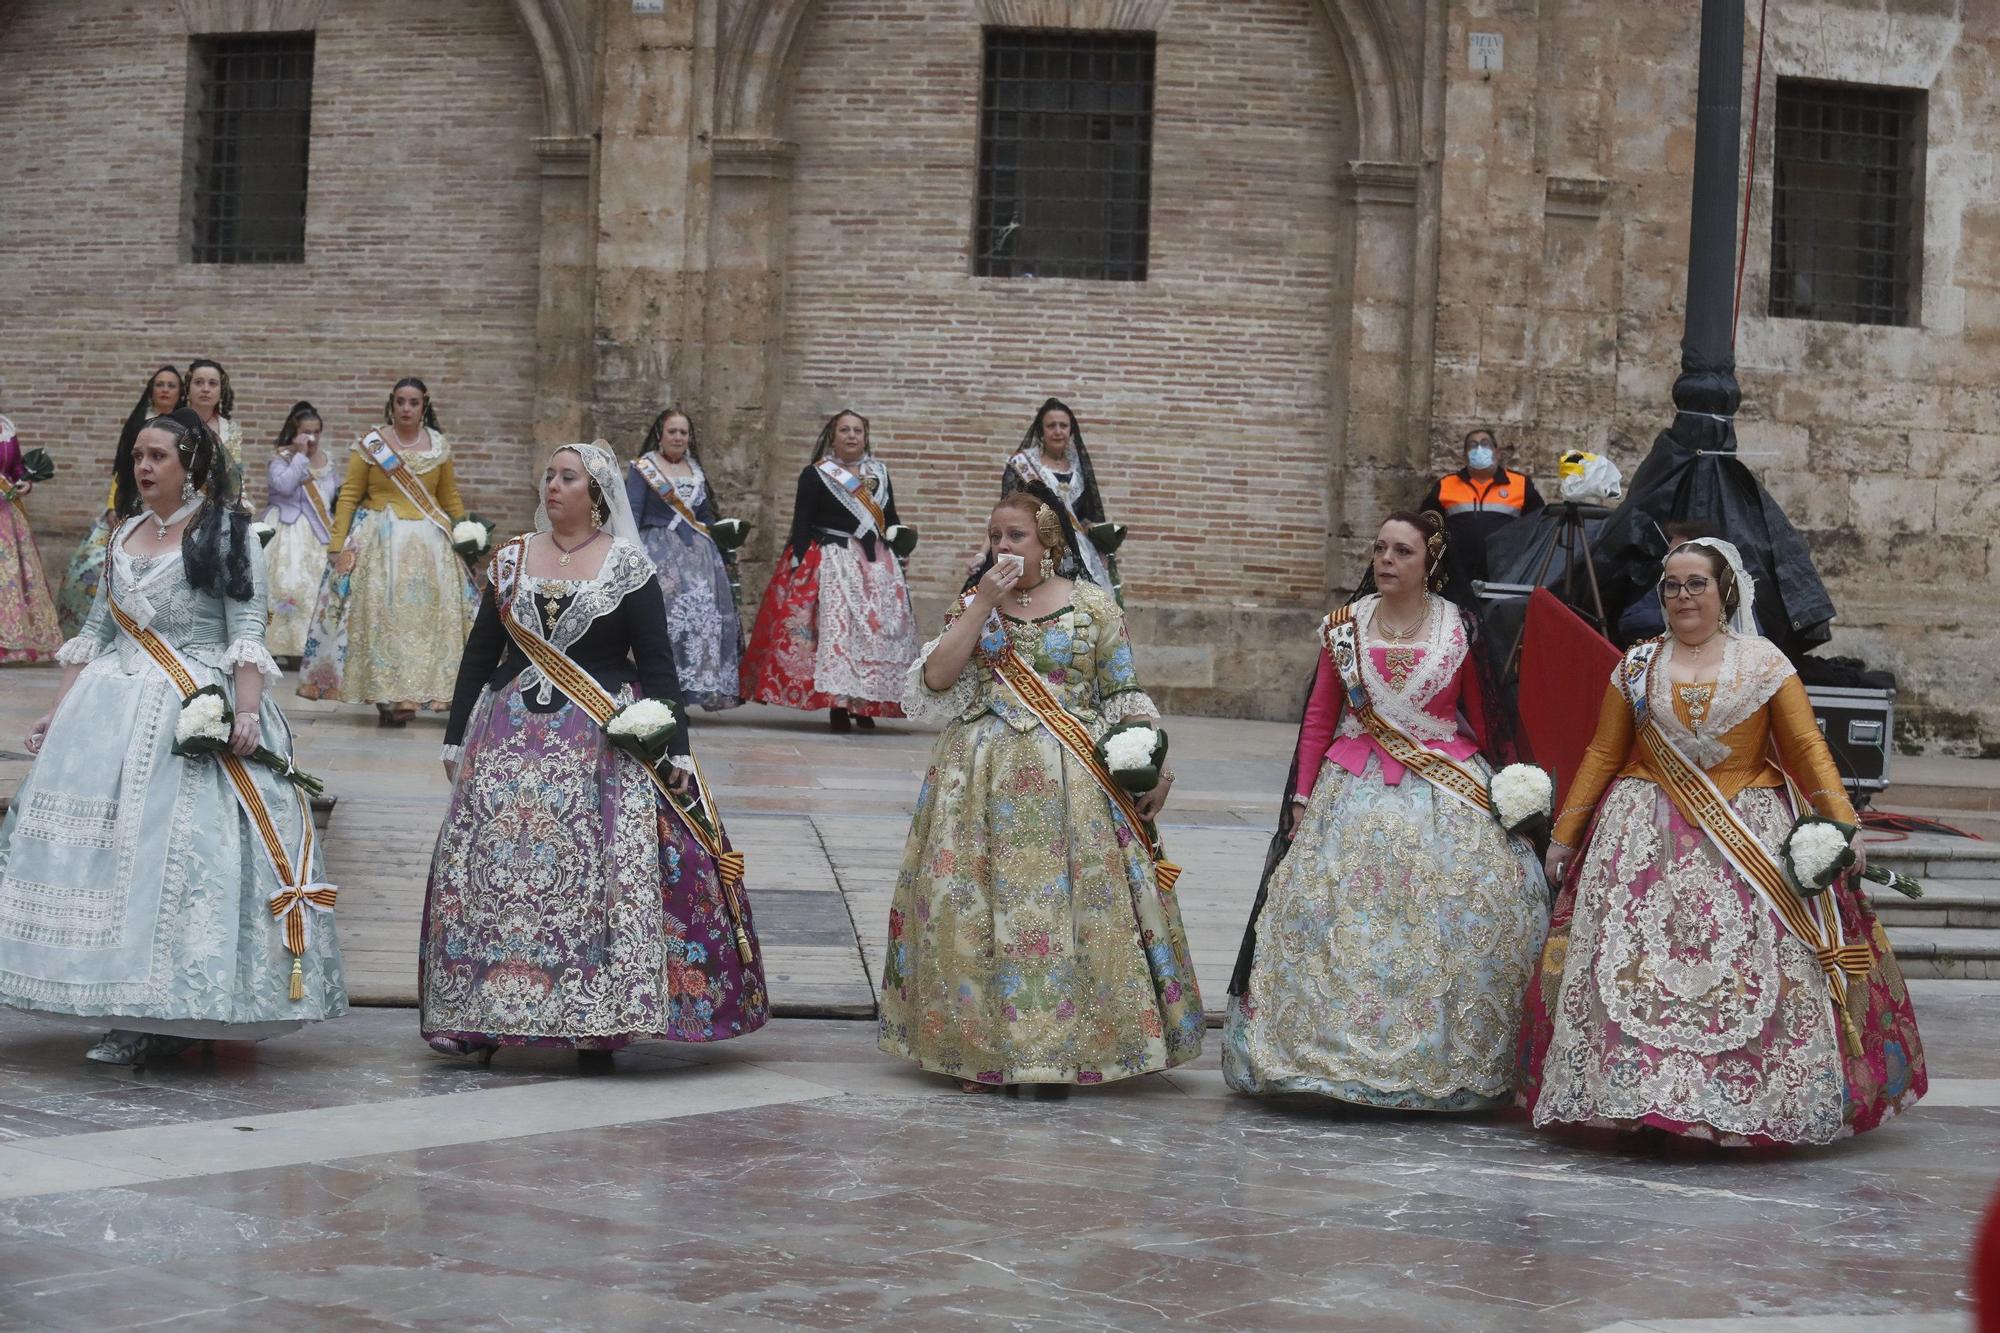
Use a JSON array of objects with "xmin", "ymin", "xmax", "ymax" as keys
[{"xmin": 1732, "ymin": 0, "xmax": 1770, "ymax": 345}]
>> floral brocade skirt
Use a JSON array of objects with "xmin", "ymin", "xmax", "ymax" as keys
[
  {"xmin": 56, "ymin": 512, "xmax": 113, "ymax": 640},
  {"xmin": 638, "ymin": 522, "xmax": 742, "ymax": 711},
  {"xmin": 262, "ymin": 512, "xmax": 328, "ymax": 658},
  {"xmin": 877, "ymin": 713, "xmax": 1204, "ymax": 1085},
  {"xmin": 740, "ymin": 539, "xmax": 916, "ymax": 716},
  {"xmin": 297, "ymin": 510, "xmax": 476, "ymax": 707},
  {"xmin": 1516, "ymin": 778, "xmax": 1926, "ymax": 1145},
  {"xmin": 0, "ymin": 499, "xmax": 62, "ymax": 664},
  {"xmin": 419, "ymin": 682, "xmax": 768, "ymax": 1049},
  {"xmin": 1223, "ymin": 754, "xmax": 1548, "ymax": 1110}
]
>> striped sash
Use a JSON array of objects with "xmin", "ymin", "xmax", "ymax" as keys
[
  {"xmin": 815, "ymin": 459, "xmax": 887, "ymax": 535},
  {"xmin": 1619, "ymin": 641, "xmax": 1870, "ymax": 1048},
  {"xmin": 105, "ymin": 597, "xmax": 333, "ymax": 1001},
  {"xmin": 492, "ymin": 539, "xmax": 754, "ymax": 964},
  {"xmin": 986, "ymin": 628, "xmax": 1181, "ymax": 897},
  {"xmin": 1321, "ymin": 609, "xmax": 1493, "ymax": 816},
  {"xmin": 634, "ymin": 454, "xmax": 709, "ymax": 536},
  {"xmin": 362, "ymin": 433, "xmax": 454, "ymax": 539}
]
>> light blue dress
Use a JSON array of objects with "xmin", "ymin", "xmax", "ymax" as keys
[{"xmin": 0, "ymin": 516, "xmax": 347, "ymax": 1038}]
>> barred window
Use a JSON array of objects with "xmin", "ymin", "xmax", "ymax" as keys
[
  {"xmin": 974, "ymin": 30, "xmax": 1155, "ymax": 281},
  {"xmin": 186, "ymin": 33, "xmax": 315, "ymax": 264},
  {"xmin": 1768, "ymin": 79, "xmax": 1924, "ymax": 326}
]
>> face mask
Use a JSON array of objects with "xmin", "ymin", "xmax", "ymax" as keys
[{"xmin": 1467, "ymin": 446, "xmax": 1496, "ymax": 470}]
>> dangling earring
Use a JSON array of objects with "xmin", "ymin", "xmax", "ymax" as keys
[
  {"xmin": 1039, "ymin": 552, "xmax": 1055, "ymax": 581},
  {"xmin": 592, "ymin": 502, "xmax": 606, "ymax": 528},
  {"xmin": 179, "ymin": 479, "xmax": 196, "ymax": 502}
]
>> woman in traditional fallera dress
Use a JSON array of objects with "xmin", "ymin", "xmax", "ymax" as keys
[
  {"xmin": 422, "ymin": 442, "xmax": 767, "ymax": 1069},
  {"xmin": 1518, "ymin": 539, "xmax": 1925, "ymax": 1146},
  {"xmin": 262, "ymin": 401, "xmax": 335, "ymax": 659},
  {"xmin": 298, "ymin": 377, "xmax": 478, "ymax": 723},
  {"xmin": 58, "ymin": 364, "xmax": 182, "ymax": 636},
  {"xmin": 880, "ymin": 487, "xmax": 1202, "ymax": 1094},
  {"xmin": 625, "ymin": 406, "xmax": 743, "ymax": 710},
  {"xmin": 1001, "ymin": 397, "xmax": 1124, "ymax": 602},
  {"xmin": 181, "ymin": 359, "xmax": 245, "ymax": 501},
  {"xmin": 0, "ymin": 411, "xmax": 63, "ymax": 664},
  {"xmin": 741, "ymin": 408, "xmax": 920, "ymax": 731},
  {"xmin": 0, "ymin": 410, "xmax": 346, "ymax": 1066},
  {"xmin": 1223, "ymin": 512, "xmax": 1548, "ymax": 1110}
]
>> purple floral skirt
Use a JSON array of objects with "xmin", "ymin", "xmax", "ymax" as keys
[{"xmin": 419, "ymin": 681, "xmax": 767, "ymax": 1051}]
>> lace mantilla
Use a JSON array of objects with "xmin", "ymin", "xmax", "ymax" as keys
[
  {"xmin": 1644, "ymin": 633, "xmax": 1793, "ymax": 769},
  {"xmin": 1331, "ymin": 594, "xmax": 1465, "ymax": 748},
  {"xmin": 497, "ymin": 537, "xmax": 656, "ymax": 704}
]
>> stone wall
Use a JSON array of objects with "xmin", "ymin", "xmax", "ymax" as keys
[
  {"xmin": 1428, "ymin": 0, "xmax": 2000, "ymax": 752},
  {"xmin": 0, "ymin": 0, "xmax": 548, "ymax": 541}
]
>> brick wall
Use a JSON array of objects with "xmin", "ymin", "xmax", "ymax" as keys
[
  {"xmin": 0, "ymin": 0, "xmax": 547, "ymax": 548},
  {"xmin": 770, "ymin": 0, "xmax": 1349, "ymax": 617}
]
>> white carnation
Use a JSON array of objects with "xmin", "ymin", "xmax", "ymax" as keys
[
  {"xmin": 607, "ymin": 698, "xmax": 678, "ymax": 738},
  {"xmin": 1787, "ymin": 820, "xmax": 1850, "ymax": 888},
  {"xmin": 175, "ymin": 693, "xmax": 231, "ymax": 745},
  {"xmin": 1103, "ymin": 726, "xmax": 1161, "ymax": 772},
  {"xmin": 1490, "ymin": 763, "xmax": 1554, "ymax": 829},
  {"xmin": 452, "ymin": 519, "xmax": 489, "ymax": 546}
]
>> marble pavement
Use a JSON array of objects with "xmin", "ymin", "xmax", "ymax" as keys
[{"xmin": 0, "ymin": 667, "xmax": 1994, "ymax": 1328}]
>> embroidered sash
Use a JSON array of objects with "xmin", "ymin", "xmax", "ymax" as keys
[
  {"xmin": 634, "ymin": 454, "xmax": 709, "ymax": 537},
  {"xmin": 1321, "ymin": 608, "xmax": 1493, "ymax": 816},
  {"xmin": 1618, "ymin": 640, "xmax": 1870, "ymax": 1049},
  {"xmin": 362, "ymin": 432, "xmax": 454, "ymax": 539},
  {"xmin": 815, "ymin": 458, "xmax": 887, "ymax": 535},
  {"xmin": 0, "ymin": 475, "xmax": 21, "ymax": 505},
  {"xmin": 983, "ymin": 618, "xmax": 1181, "ymax": 897},
  {"xmin": 303, "ymin": 467, "xmax": 334, "ymax": 538},
  {"xmin": 491, "ymin": 539, "xmax": 754, "ymax": 964},
  {"xmin": 104, "ymin": 595, "xmax": 333, "ymax": 1001}
]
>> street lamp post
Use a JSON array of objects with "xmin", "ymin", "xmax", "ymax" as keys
[{"xmin": 1672, "ymin": 0, "xmax": 1746, "ymax": 438}]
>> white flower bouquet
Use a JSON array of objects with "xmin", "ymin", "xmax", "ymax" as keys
[
  {"xmin": 171, "ymin": 685, "xmax": 325, "ymax": 795},
  {"xmin": 1488, "ymin": 763, "xmax": 1555, "ymax": 840},
  {"xmin": 884, "ymin": 524, "xmax": 919, "ymax": 559},
  {"xmin": 1097, "ymin": 721, "xmax": 1168, "ymax": 794},
  {"xmin": 1782, "ymin": 814, "xmax": 1922, "ymax": 899},
  {"xmin": 708, "ymin": 517, "xmax": 752, "ymax": 553},
  {"xmin": 452, "ymin": 515, "xmax": 495, "ymax": 559},
  {"xmin": 1086, "ymin": 521, "xmax": 1128, "ymax": 555},
  {"xmin": 250, "ymin": 521, "xmax": 277, "ymax": 549},
  {"xmin": 605, "ymin": 697, "xmax": 683, "ymax": 769}
]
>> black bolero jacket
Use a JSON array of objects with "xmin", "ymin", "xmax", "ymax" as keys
[
  {"xmin": 784, "ymin": 462, "xmax": 904, "ymax": 562},
  {"xmin": 444, "ymin": 565, "xmax": 689, "ymax": 757}
]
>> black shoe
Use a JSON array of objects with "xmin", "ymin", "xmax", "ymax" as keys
[
  {"xmin": 829, "ymin": 707, "xmax": 852, "ymax": 733},
  {"xmin": 853, "ymin": 714, "xmax": 876, "ymax": 731},
  {"xmin": 1029, "ymin": 1083, "xmax": 1072, "ymax": 1102},
  {"xmin": 577, "ymin": 1049, "xmax": 615, "ymax": 1075}
]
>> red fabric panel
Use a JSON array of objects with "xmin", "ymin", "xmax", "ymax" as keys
[{"xmin": 1518, "ymin": 588, "xmax": 1621, "ymax": 808}]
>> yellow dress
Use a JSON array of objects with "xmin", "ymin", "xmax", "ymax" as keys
[{"xmin": 296, "ymin": 429, "xmax": 477, "ymax": 706}]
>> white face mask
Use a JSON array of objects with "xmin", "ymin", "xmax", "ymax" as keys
[{"xmin": 1467, "ymin": 445, "xmax": 1496, "ymax": 471}]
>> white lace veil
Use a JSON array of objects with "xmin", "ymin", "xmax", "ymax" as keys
[
  {"xmin": 1673, "ymin": 536, "xmax": 1759, "ymax": 636},
  {"xmin": 535, "ymin": 440, "xmax": 642, "ymax": 550}
]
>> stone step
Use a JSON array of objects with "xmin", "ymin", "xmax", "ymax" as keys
[
  {"xmin": 1870, "ymin": 878, "xmax": 2000, "ymax": 928},
  {"xmin": 1885, "ymin": 925, "xmax": 2000, "ymax": 980},
  {"xmin": 1867, "ymin": 832, "xmax": 2000, "ymax": 881}
]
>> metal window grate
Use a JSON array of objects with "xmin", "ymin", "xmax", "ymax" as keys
[
  {"xmin": 974, "ymin": 30, "xmax": 1155, "ymax": 281},
  {"xmin": 187, "ymin": 33, "xmax": 315, "ymax": 265},
  {"xmin": 1768, "ymin": 79, "xmax": 1923, "ymax": 326}
]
